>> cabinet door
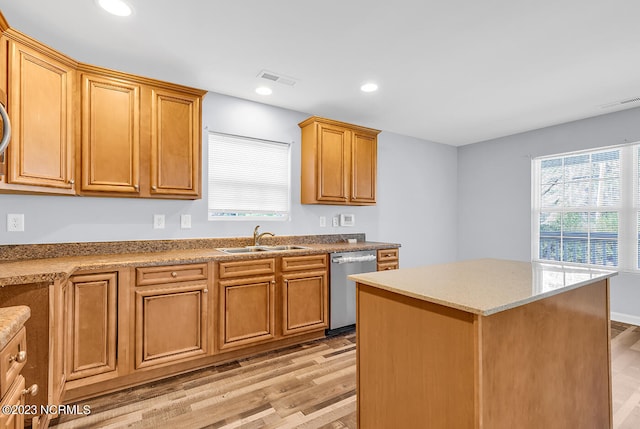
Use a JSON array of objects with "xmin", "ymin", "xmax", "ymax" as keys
[
  {"xmin": 316, "ymin": 123, "xmax": 350, "ymax": 203},
  {"xmin": 219, "ymin": 276, "xmax": 275, "ymax": 350},
  {"xmin": 135, "ymin": 284, "xmax": 208, "ymax": 369},
  {"xmin": 150, "ymin": 88, "xmax": 201, "ymax": 198},
  {"xmin": 80, "ymin": 73, "xmax": 140, "ymax": 194},
  {"xmin": 351, "ymin": 131, "xmax": 377, "ymax": 204},
  {"xmin": 282, "ymin": 270, "xmax": 328, "ymax": 336},
  {"xmin": 5, "ymin": 39, "xmax": 74, "ymax": 192},
  {"xmin": 66, "ymin": 272, "xmax": 118, "ymax": 382}
]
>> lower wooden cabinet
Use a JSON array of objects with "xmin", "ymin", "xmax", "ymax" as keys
[
  {"xmin": 281, "ymin": 255, "xmax": 328, "ymax": 336},
  {"xmin": 134, "ymin": 286, "xmax": 208, "ymax": 369},
  {"xmin": 65, "ymin": 272, "xmax": 119, "ymax": 386},
  {"xmin": 377, "ymin": 248, "xmax": 399, "ymax": 271},
  {"xmin": 0, "ymin": 375, "xmax": 25, "ymax": 429},
  {"xmin": 0, "ymin": 326, "xmax": 30, "ymax": 429},
  {"xmin": 218, "ymin": 259, "xmax": 276, "ymax": 350},
  {"xmin": 134, "ymin": 265, "xmax": 209, "ymax": 369}
]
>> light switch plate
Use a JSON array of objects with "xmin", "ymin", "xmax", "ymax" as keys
[{"xmin": 181, "ymin": 214, "xmax": 192, "ymax": 229}]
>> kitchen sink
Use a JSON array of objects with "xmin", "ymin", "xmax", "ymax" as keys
[
  {"xmin": 217, "ymin": 246, "xmax": 270, "ymax": 253},
  {"xmin": 259, "ymin": 245, "xmax": 308, "ymax": 251},
  {"xmin": 217, "ymin": 245, "xmax": 308, "ymax": 254}
]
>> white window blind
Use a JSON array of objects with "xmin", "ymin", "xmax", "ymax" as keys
[
  {"xmin": 208, "ymin": 132, "xmax": 291, "ymax": 220},
  {"xmin": 532, "ymin": 143, "xmax": 639, "ymax": 271}
]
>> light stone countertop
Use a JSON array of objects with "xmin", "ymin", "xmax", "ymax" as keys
[
  {"xmin": 349, "ymin": 258, "xmax": 617, "ymax": 316},
  {"xmin": 0, "ymin": 305, "xmax": 30, "ymax": 350}
]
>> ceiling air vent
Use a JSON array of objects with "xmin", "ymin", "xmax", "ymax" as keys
[
  {"xmin": 600, "ymin": 96, "xmax": 640, "ymax": 109},
  {"xmin": 257, "ymin": 70, "xmax": 297, "ymax": 87}
]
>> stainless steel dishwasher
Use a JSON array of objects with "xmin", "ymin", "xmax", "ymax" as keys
[{"xmin": 329, "ymin": 250, "xmax": 377, "ymax": 332}]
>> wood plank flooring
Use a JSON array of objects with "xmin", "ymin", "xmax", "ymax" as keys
[{"xmin": 50, "ymin": 323, "xmax": 640, "ymax": 429}]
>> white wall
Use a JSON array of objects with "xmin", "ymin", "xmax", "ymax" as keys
[
  {"xmin": 457, "ymin": 106, "xmax": 640, "ymax": 323},
  {"xmin": 0, "ymin": 92, "xmax": 458, "ymax": 268}
]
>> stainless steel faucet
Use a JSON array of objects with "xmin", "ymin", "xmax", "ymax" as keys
[{"xmin": 253, "ymin": 225, "xmax": 275, "ymax": 246}]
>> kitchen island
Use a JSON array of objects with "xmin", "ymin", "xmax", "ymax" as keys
[{"xmin": 350, "ymin": 258, "xmax": 617, "ymax": 429}]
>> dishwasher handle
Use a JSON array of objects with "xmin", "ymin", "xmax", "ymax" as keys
[{"xmin": 331, "ymin": 254, "xmax": 377, "ymax": 264}]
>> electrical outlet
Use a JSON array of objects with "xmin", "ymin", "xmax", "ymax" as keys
[
  {"xmin": 319, "ymin": 216, "xmax": 326, "ymax": 227},
  {"xmin": 7, "ymin": 214, "xmax": 24, "ymax": 232},
  {"xmin": 153, "ymin": 214, "xmax": 165, "ymax": 229},
  {"xmin": 181, "ymin": 214, "xmax": 192, "ymax": 229},
  {"xmin": 332, "ymin": 216, "xmax": 339, "ymax": 227}
]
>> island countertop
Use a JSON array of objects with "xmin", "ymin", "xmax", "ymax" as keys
[{"xmin": 349, "ymin": 258, "xmax": 617, "ymax": 316}]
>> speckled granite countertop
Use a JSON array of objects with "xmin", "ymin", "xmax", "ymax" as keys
[
  {"xmin": 350, "ymin": 258, "xmax": 616, "ymax": 316},
  {"xmin": 0, "ymin": 234, "xmax": 400, "ymax": 287},
  {"xmin": 0, "ymin": 305, "xmax": 30, "ymax": 350}
]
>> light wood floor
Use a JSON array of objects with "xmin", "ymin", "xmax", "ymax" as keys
[{"xmin": 49, "ymin": 322, "xmax": 640, "ymax": 429}]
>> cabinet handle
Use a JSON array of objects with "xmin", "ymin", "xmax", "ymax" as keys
[
  {"xmin": 385, "ymin": 267, "xmax": 394, "ymax": 270},
  {"xmin": 10, "ymin": 350, "xmax": 27, "ymax": 363},
  {"xmin": 171, "ymin": 272, "xmax": 178, "ymax": 278},
  {"xmin": 22, "ymin": 384, "xmax": 38, "ymax": 397}
]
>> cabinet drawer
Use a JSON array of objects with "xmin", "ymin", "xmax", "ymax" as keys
[
  {"xmin": 0, "ymin": 374, "xmax": 25, "ymax": 429},
  {"xmin": 377, "ymin": 248, "xmax": 399, "ymax": 262},
  {"xmin": 281, "ymin": 254, "xmax": 327, "ymax": 272},
  {"xmin": 0, "ymin": 327, "xmax": 26, "ymax": 399},
  {"xmin": 136, "ymin": 263, "xmax": 208, "ymax": 286},
  {"xmin": 377, "ymin": 261, "xmax": 399, "ymax": 271},
  {"xmin": 218, "ymin": 258, "xmax": 276, "ymax": 279}
]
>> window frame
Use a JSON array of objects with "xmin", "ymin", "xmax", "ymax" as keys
[
  {"xmin": 531, "ymin": 142, "xmax": 640, "ymax": 272},
  {"xmin": 207, "ymin": 131, "xmax": 292, "ymax": 222}
]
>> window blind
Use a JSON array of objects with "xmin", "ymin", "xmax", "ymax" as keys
[
  {"xmin": 532, "ymin": 143, "xmax": 639, "ymax": 270},
  {"xmin": 208, "ymin": 132, "xmax": 291, "ymax": 220}
]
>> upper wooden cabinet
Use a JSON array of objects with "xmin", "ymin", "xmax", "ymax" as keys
[
  {"xmin": 79, "ymin": 72, "xmax": 141, "ymax": 194},
  {"xmin": 77, "ymin": 66, "xmax": 204, "ymax": 199},
  {"xmin": 0, "ymin": 23, "xmax": 205, "ymax": 199},
  {"xmin": 0, "ymin": 30, "xmax": 76, "ymax": 195},
  {"xmin": 149, "ymin": 87, "xmax": 201, "ymax": 198},
  {"xmin": 299, "ymin": 116, "xmax": 380, "ymax": 205}
]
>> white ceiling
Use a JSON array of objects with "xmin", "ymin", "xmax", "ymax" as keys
[{"xmin": 0, "ymin": 0, "xmax": 639, "ymax": 146}]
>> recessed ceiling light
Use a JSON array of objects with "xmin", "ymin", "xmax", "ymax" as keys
[
  {"xmin": 255, "ymin": 86, "xmax": 273, "ymax": 96},
  {"xmin": 360, "ymin": 83, "xmax": 378, "ymax": 93},
  {"xmin": 97, "ymin": 0, "xmax": 133, "ymax": 17}
]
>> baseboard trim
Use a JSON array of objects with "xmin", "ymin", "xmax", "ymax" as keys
[{"xmin": 611, "ymin": 312, "xmax": 640, "ymax": 326}]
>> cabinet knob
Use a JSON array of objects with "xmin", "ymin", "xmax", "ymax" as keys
[
  {"xmin": 10, "ymin": 350, "xmax": 27, "ymax": 363},
  {"xmin": 271, "ymin": 280, "xmax": 276, "ymax": 285},
  {"xmin": 22, "ymin": 384, "xmax": 38, "ymax": 397},
  {"xmin": 203, "ymin": 289, "xmax": 208, "ymax": 293},
  {"xmin": 134, "ymin": 184, "xmax": 139, "ymax": 191},
  {"xmin": 171, "ymin": 272, "xmax": 178, "ymax": 278},
  {"xmin": 68, "ymin": 179, "xmax": 75, "ymax": 185},
  {"xmin": 151, "ymin": 185, "xmax": 157, "ymax": 190}
]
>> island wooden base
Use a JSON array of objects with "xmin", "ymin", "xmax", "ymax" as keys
[{"xmin": 356, "ymin": 279, "xmax": 612, "ymax": 429}]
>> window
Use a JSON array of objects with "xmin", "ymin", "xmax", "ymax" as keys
[
  {"xmin": 208, "ymin": 132, "xmax": 291, "ymax": 221},
  {"xmin": 532, "ymin": 143, "xmax": 639, "ymax": 270}
]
